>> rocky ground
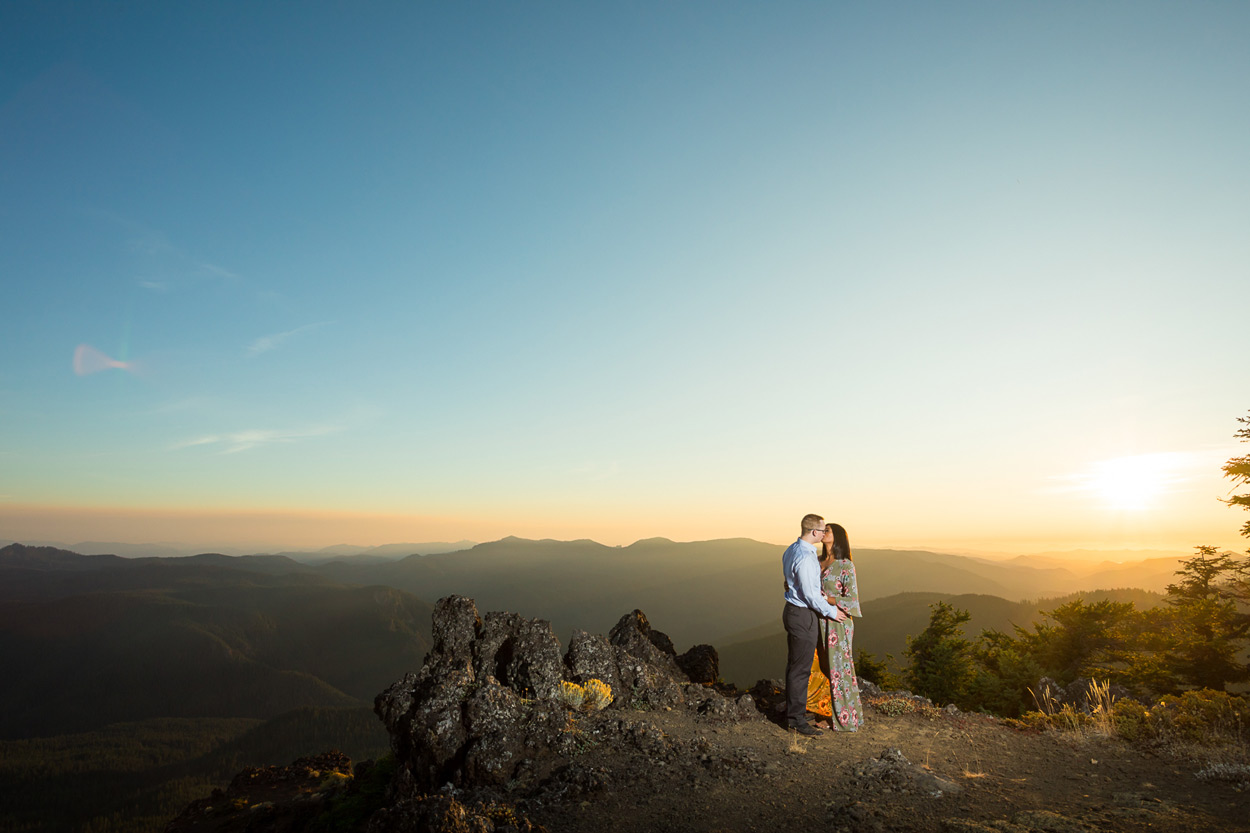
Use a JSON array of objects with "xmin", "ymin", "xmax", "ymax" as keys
[
  {"xmin": 165, "ymin": 597, "xmax": 1249, "ymax": 833},
  {"xmin": 517, "ymin": 691, "xmax": 1249, "ymax": 833}
]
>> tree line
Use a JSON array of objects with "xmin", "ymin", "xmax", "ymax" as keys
[{"xmin": 885, "ymin": 411, "xmax": 1250, "ymax": 717}]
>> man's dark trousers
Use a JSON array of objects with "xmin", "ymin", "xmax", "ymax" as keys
[{"xmin": 783, "ymin": 602, "xmax": 818, "ymax": 725}]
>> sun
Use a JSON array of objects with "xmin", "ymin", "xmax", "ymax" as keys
[{"xmin": 1083, "ymin": 454, "xmax": 1180, "ymax": 512}]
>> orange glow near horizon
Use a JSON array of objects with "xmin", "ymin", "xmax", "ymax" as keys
[{"xmin": 1, "ymin": 498, "xmax": 1242, "ymax": 557}]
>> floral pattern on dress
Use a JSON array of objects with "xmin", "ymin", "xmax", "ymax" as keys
[{"xmin": 805, "ymin": 559, "xmax": 863, "ymax": 731}]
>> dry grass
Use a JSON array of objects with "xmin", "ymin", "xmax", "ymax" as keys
[
  {"xmin": 1087, "ymin": 678, "xmax": 1117, "ymax": 737},
  {"xmin": 1025, "ymin": 679, "xmax": 1118, "ymax": 738}
]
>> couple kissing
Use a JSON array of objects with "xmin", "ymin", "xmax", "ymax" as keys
[{"xmin": 781, "ymin": 513, "xmax": 863, "ymax": 736}]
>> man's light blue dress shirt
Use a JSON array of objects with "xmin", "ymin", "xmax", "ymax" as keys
[{"xmin": 782, "ymin": 537, "xmax": 843, "ymax": 620}]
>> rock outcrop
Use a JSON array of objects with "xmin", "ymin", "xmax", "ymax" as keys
[
  {"xmin": 372, "ymin": 595, "xmax": 757, "ymax": 809},
  {"xmin": 164, "ymin": 752, "xmax": 356, "ymax": 833}
]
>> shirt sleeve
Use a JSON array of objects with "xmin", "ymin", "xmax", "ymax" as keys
[{"xmin": 796, "ymin": 554, "xmax": 843, "ymax": 619}]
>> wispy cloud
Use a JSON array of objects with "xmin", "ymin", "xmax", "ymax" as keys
[
  {"xmin": 172, "ymin": 424, "xmax": 340, "ymax": 454},
  {"xmin": 247, "ymin": 322, "xmax": 332, "ymax": 357},
  {"xmin": 73, "ymin": 344, "xmax": 134, "ymax": 376}
]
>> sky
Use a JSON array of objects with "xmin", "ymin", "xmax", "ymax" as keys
[{"xmin": 1, "ymin": 2, "xmax": 1248, "ymax": 556}]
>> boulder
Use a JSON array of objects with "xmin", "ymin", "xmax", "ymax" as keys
[
  {"xmin": 473, "ymin": 611, "xmax": 564, "ymax": 701},
  {"xmin": 608, "ymin": 609, "xmax": 686, "ymax": 708},
  {"xmin": 564, "ymin": 629, "xmax": 623, "ymax": 696},
  {"xmin": 675, "ymin": 643, "xmax": 719, "ymax": 685}
]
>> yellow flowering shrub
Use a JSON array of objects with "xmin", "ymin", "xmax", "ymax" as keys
[
  {"xmin": 583, "ymin": 679, "xmax": 613, "ymax": 711},
  {"xmin": 558, "ymin": 681, "xmax": 586, "ymax": 710}
]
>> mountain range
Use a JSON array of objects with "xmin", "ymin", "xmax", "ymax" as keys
[
  {"xmin": 0, "ymin": 536, "xmax": 1190, "ymax": 728},
  {"xmin": 0, "ymin": 537, "xmax": 1197, "ymax": 831}
]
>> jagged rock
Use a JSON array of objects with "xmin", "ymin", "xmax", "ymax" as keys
[
  {"xmin": 461, "ymin": 676, "xmax": 574, "ymax": 786},
  {"xmin": 163, "ymin": 752, "xmax": 353, "ymax": 833},
  {"xmin": 608, "ymin": 610, "xmax": 680, "ymax": 671},
  {"xmin": 675, "ymin": 643, "xmax": 719, "ymax": 685},
  {"xmin": 431, "ymin": 595, "xmax": 482, "ymax": 659},
  {"xmin": 685, "ymin": 685, "xmax": 760, "ymax": 721},
  {"xmin": 608, "ymin": 610, "xmax": 686, "ymax": 707},
  {"xmin": 377, "ymin": 598, "xmax": 574, "ymax": 792},
  {"xmin": 375, "ymin": 596, "xmax": 745, "ymax": 801},
  {"xmin": 564, "ymin": 629, "xmax": 624, "ymax": 696},
  {"xmin": 376, "ymin": 661, "xmax": 475, "ymax": 792},
  {"xmin": 473, "ymin": 611, "xmax": 564, "ymax": 700}
]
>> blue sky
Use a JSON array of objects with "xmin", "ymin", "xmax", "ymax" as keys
[{"xmin": 2, "ymin": 2, "xmax": 1248, "ymax": 553}]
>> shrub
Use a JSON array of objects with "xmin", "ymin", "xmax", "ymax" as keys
[
  {"xmin": 583, "ymin": 679, "xmax": 613, "ymax": 711},
  {"xmin": 867, "ymin": 696, "xmax": 916, "ymax": 717},
  {"xmin": 1111, "ymin": 699, "xmax": 1148, "ymax": 741},
  {"xmin": 558, "ymin": 679, "xmax": 613, "ymax": 712},
  {"xmin": 1147, "ymin": 690, "xmax": 1248, "ymax": 745},
  {"xmin": 558, "ymin": 681, "xmax": 586, "ymax": 710}
]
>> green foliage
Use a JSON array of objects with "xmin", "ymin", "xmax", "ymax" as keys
[
  {"xmin": 1018, "ymin": 598, "xmax": 1138, "ymax": 682},
  {"xmin": 904, "ymin": 601, "xmax": 975, "ymax": 707},
  {"xmin": 965, "ymin": 633, "xmax": 1042, "ymax": 718},
  {"xmin": 854, "ymin": 649, "xmax": 900, "ymax": 690},
  {"xmin": 1159, "ymin": 546, "xmax": 1250, "ymax": 692},
  {"xmin": 1111, "ymin": 698, "xmax": 1149, "ymax": 740},
  {"xmin": 308, "ymin": 755, "xmax": 397, "ymax": 833},
  {"xmin": 1147, "ymin": 690, "xmax": 1249, "ymax": 745},
  {"xmin": 1023, "ymin": 688, "xmax": 1249, "ymax": 749},
  {"xmin": 899, "ymin": 549, "xmax": 1249, "ymax": 714},
  {"xmin": 1223, "ymin": 411, "xmax": 1250, "ymax": 540}
]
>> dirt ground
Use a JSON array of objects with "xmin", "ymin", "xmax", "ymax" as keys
[{"xmin": 518, "ymin": 699, "xmax": 1250, "ymax": 833}]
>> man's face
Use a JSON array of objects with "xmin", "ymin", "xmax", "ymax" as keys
[{"xmin": 804, "ymin": 524, "xmax": 824, "ymax": 542}]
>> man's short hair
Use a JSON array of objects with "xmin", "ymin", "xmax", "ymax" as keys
[{"xmin": 801, "ymin": 513, "xmax": 824, "ymax": 534}]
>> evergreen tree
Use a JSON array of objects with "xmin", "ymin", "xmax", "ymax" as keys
[
  {"xmin": 1222, "ymin": 410, "xmax": 1250, "ymax": 541},
  {"xmin": 1161, "ymin": 546, "xmax": 1250, "ymax": 691},
  {"xmin": 904, "ymin": 601, "xmax": 974, "ymax": 707},
  {"xmin": 1014, "ymin": 597, "xmax": 1137, "ymax": 683},
  {"xmin": 854, "ymin": 650, "xmax": 900, "ymax": 690},
  {"xmin": 966, "ymin": 629, "xmax": 1042, "ymax": 717}
]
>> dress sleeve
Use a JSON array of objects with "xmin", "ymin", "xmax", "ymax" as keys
[{"xmin": 837, "ymin": 562, "xmax": 862, "ymax": 617}]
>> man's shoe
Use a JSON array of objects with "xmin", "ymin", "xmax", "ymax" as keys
[{"xmin": 788, "ymin": 721, "xmax": 820, "ymax": 736}]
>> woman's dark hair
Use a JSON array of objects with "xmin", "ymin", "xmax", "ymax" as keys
[{"xmin": 821, "ymin": 523, "xmax": 852, "ymax": 562}]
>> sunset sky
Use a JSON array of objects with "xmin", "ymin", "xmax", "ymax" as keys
[{"xmin": 2, "ymin": 2, "xmax": 1247, "ymax": 556}]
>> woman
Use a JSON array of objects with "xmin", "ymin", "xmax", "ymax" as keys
[{"xmin": 806, "ymin": 522, "xmax": 863, "ymax": 731}]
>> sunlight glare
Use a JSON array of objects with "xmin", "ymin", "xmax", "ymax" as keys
[{"xmin": 1084, "ymin": 454, "xmax": 1181, "ymax": 512}]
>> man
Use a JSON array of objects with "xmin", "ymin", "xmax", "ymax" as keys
[{"xmin": 781, "ymin": 513, "xmax": 846, "ymax": 735}]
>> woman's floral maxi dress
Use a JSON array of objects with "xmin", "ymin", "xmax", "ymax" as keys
[{"xmin": 805, "ymin": 559, "xmax": 863, "ymax": 731}]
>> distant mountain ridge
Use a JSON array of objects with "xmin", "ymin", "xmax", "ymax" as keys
[
  {"xmin": 0, "ymin": 539, "xmax": 479, "ymax": 559},
  {"xmin": 1, "ymin": 538, "xmax": 1191, "ymax": 643},
  {"xmin": 0, "ymin": 538, "xmax": 1194, "ymax": 734},
  {"xmin": 0, "ymin": 544, "xmax": 432, "ymax": 739}
]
